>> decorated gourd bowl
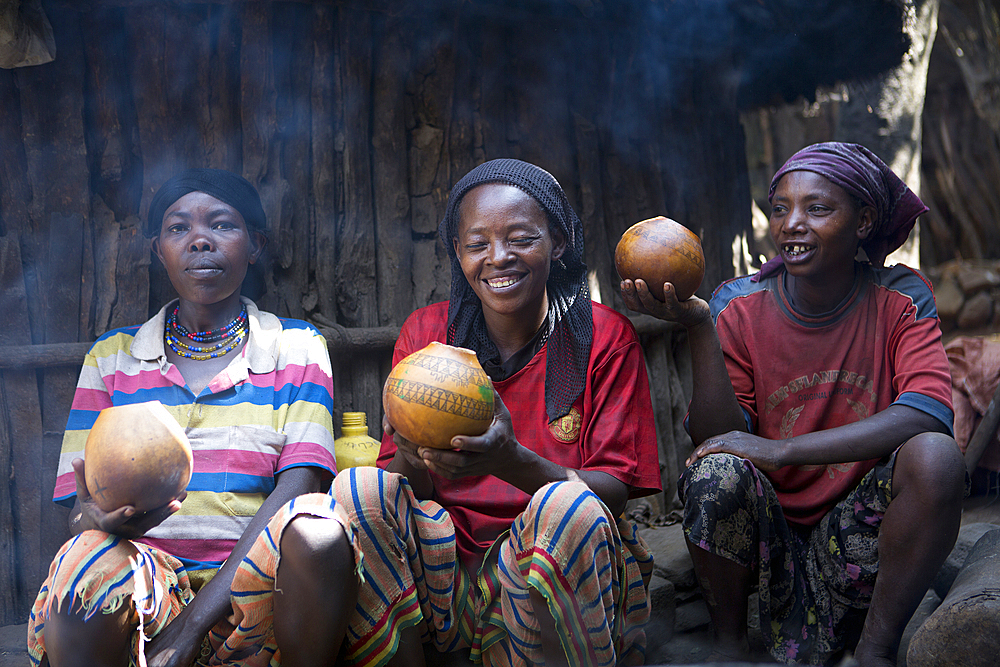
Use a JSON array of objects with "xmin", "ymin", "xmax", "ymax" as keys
[
  {"xmin": 615, "ymin": 216, "xmax": 706, "ymax": 301},
  {"xmin": 383, "ymin": 341, "xmax": 494, "ymax": 449}
]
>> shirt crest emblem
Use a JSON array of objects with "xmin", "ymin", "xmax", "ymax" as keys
[{"xmin": 549, "ymin": 407, "xmax": 582, "ymax": 442}]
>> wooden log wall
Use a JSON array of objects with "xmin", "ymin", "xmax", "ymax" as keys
[
  {"xmin": 742, "ymin": 0, "xmax": 1000, "ymax": 272},
  {"xmin": 0, "ymin": 0, "xmax": 755, "ymax": 622}
]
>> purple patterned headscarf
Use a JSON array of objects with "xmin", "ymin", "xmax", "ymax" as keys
[{"xmin": 753, "ymin": 142, "xmax": 928, "ymax": 281}]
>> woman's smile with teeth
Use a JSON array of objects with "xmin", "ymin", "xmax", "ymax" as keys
[
  {"xmin": 785, "ymin": 244, "xmax": 812, "ymax": 256},
  {"xmin": 487, "ymin": 276, "xmax": 521, "ymax": 289}
]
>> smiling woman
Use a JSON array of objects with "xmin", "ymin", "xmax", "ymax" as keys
[
  {"xmin": 330, "ymin": 159, "xmax": 662, "ymax": 667},
  {"xmin": 452, "ymin": 183, "xmax": 565, "ymax": 357},
  {"xmin": 621, "ymin": 143, "xmax": 967, "ymax": 666},
  {"xmin": 27, "ymin": 169, "xmax": 360, "ymax": 667}
]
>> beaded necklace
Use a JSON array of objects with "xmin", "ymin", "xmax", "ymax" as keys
[{"xmin": 165, "ymin": 304, "xmax": 248, "ymax": 360}]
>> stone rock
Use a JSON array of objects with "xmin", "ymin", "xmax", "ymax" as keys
[
  {"xmin": 933, "ymin": 275, "xmax": 964, "ymax": 321},
  {"xmin": 646, "ymin": 577, "xmax": 677, "ymax": 650},
  {"xmin": 645, "ymin": 629, "xmax": 714, "ymax": 665},
  {"xmin": 956, "ymin": 291, "xmax": 993, "ymax": 330},
  {"xmin": 933, "ymin": 522, "xmax": 1000, "ymax": 599},
  {"xmin": 957, "ymin": 263, "xmax": 1000, "ymax": 295},
  {"xmin": 0, "ymin": 624, "xmax": 28, "ymax": 667},
  {"xmin": 674, "ymin": 597, "xmax": 711, "ymax": 633},
  {"xmin": 907, "ymin": 529, "xmax": 1000, "ymax": 667},
  {"xmin": 649, "ymin": 576, "xmax": 676, "ymax": 619},
  {"xmin": 639, "ymin": 523, "xmax": 697, "ymax": 591}
]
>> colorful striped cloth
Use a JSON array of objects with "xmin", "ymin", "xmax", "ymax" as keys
[
  {"xmin": 28, "ymin": 493, "xmax": 358, "ymax": 667},
  {"xmin": 333, "ymin": 467, "xmax": 653, "ymax": 667},
  {"xmin": 53, "ymin": 298, "xmax": 337, "ymax": 577}
]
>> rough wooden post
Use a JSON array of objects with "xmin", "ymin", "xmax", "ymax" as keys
[
  {"xmin": 964, "ymin": 380, "xmax": 1000, "ymax": 476},
  {"xmin": 16, "ymin": 5, "xmax": 91, "ymax": 615},
  {"xmin": 835, "ymin": 0, "xmax": 939, "ymax": 268}
]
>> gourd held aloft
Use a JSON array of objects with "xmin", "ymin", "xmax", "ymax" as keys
[{"xmin": 615, "ymin": 216, "xmax": 706, "ymax": 301}]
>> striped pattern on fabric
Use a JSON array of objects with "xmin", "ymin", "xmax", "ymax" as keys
[
  {"xmin": 333, "ymin": 467, "xmax": 468, "ymax": 666},
  {"xmin": 333, "ymin": 468, "xmax": 652, "ymax": 667},
  {"xmin": 27, "ymin": 531, "xmax": 193, "ymax": 667},
  {"xmin": 496, "ymin": 481, "xmax": 652, "ymax": 667},
  {"xmin": 52, "ymin": 299, "xmax": 337, "ymax": 574},
  {"xmin": 205, "ymin": 493, "xmax": 359, "ymax": 667},
  {"xmin": 28, "ymin": 494, "xmax": 357, "ymax": 667}
]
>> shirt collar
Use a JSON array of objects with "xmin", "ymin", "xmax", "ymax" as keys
[
  {"xmin": 129, "ymin": 297, "xmax": 281, "ymax": 375},
  {"xmin": 480, "ymin": 315, "xmax": 550, "ymax": 382}
]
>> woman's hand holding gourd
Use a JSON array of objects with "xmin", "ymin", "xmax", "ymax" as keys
[
  {"xmin": 620, "ymin": 278, "xmax": 711, "ymax": 329},
  {"xmin": 383, "ymin": 414, "xmax": 429, "ymax": 472},
  {"xmin": 418, "ymin": 389, "xmax": 521, "ymax": 481},
  {"xmin": 71, "ymin": 458, "xmax": 184, "ymax": 539}
]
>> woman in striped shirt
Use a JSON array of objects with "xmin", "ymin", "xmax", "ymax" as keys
[{"xmin": 29, "ymin": 169, "xmax": 359, "ymax": 667}]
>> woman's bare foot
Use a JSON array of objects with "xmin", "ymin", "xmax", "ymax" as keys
[{"xmin": 853, "ymin": 639, "xmax": 897, "ymax": 667}]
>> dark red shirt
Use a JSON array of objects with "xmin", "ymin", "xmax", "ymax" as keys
[
  {"xmin": 379, "ymin": 301, "xmax": 662, "ymax": 567},
  {"xmin": 711, "ymin": 263, "xmax": 954, "ymax": 526}
]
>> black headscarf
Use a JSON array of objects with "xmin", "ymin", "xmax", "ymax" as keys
[
  {"xmin": 439, "ymin": 159, "xmax": 593, "ymax": 422},
  {"xmin": 147, "ymin": 168, "xmax": 268, "ymax": 299},
  {"xmin": 146, "ymin": 168, "xmax": 267, "ymax": 238}
]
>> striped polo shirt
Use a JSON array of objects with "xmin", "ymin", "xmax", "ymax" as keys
[{"xmin": 54, "ymin": 298, "xmax": 337, "ymax": 573}]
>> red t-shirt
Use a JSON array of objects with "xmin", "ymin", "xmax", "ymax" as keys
[
  {"xmin": 379, "ymin": 301, "xmax": 662, "ymax": 567},
  {"xmin": 711, "ymin": 263, "xmax": 954, "ymax": 526}
]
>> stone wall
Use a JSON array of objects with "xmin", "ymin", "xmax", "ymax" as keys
[{"xmin": 927, "ymin": 260, "xmax": 1000, "ymax": 335}]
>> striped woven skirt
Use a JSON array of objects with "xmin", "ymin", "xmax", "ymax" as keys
[
  {"xmin": 333, "ymin": 467, "xmax": 653, "ymax": 667},
  {"xmin": 27, "ymin": 493, "xmax": 358, "ymax": 667}
]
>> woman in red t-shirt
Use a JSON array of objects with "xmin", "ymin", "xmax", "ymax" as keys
[
  {"xmin": 623, "ymin": 142, "xmax": 966, "ymax": 666},
  {"xmin": 332, "ymin": 159, "xmax": 662, "ymax": 667}
]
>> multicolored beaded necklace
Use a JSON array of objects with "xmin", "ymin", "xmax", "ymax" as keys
[{"xmin": 165, "ymin": 304, "xmax": 248, "ymax": 360}]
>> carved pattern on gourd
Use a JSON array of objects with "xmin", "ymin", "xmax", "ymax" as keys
[
  {"xmin": 403, "ymin": 352, "xmax": 491, "ymax": 388},
  {"xmin": 630, "ymin": 226, "xmax": 705, "ymax": 270},
  {"xmin": 384, "ymin": 377, "xmax": 493, "ymax": 421}
]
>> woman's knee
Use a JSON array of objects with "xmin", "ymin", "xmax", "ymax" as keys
[
  {"xmin": 529, "ymin": 479, "xmax": 606, "ymax": 521},
  {"xmin": 38, "ymin": 534, "xmax": 140, "ymax": 666},
  {"xmin": 281, "ymin": 515, "xmax": 351, "ymax": 561},
  {"xmin": 893, "ymin": 431, "xmax": 966, "ymax": 502},
  {"xmin": 330, "ymin": 467, "xmax": 421, "ymax": 549},
  {"xmin": 278, "ymin": 515, "xmax": 356, "ymax": 589},
  {"xmin": 44, "ymin": 600, "xmax": 135, "ymax": 667},
  {"xmin": 43, "ymin": 533, "xmax": 139, "ymax": 613},
  {"xmin": 521, "ymin": 481, "xmax": 614, "ymax": 554},
  {"xmin": 681, "ymin": 452, "xmax": 758, "ymax": 505}
]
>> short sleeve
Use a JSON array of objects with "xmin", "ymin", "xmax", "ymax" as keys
[
  {"xmin": 883, "ymin": 269, "xmax": 954, "ymax": 431},
  {"xmin": 273, "ymin": 322, "xmax": 338, "ymax": 477},
  {"xmin": 54, "ymin": 337, "xmax": 122, "ymax": 506}
]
